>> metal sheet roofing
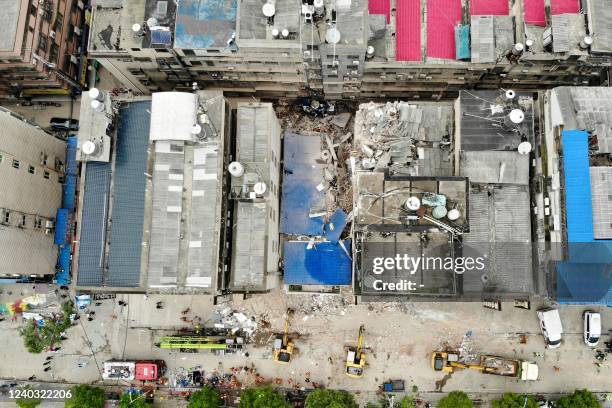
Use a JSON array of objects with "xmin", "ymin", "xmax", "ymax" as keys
[
  {"xmin": 590, "ymin": 167, "xmax": 612, "ymax": 240},
  {"xmin": 426, "ymin": 0, "xmax": 462, "ymax": 59},
  {"xmin": 54, "ymin": 208, "xmax": 69, "ymax": 246},
  {"xmin": 147, "ymin": 141, "xmax": 185, "ymax": 288},
  {"xmin": 231, "ymin": 202, "xmax": 267, "ymax": 291},
  {"xmin": 588, "ymin": 0, "xmax": 612, "ymax": 53},
  {"xmin": 106, "ymin": 101, "xmax": 151, "ymax": 288},
  {"xmin": 470, "ymin": 0, "xmax": 508, "ymax": 15},
  {"xmin": 76, "ymin": 162, "xmax": 111, "ymax": 286},
  {"xmin": 369, "ymin": 0, "xmax": 390, "ymax": 23},
  {"xmin": 279, "ymin": 132, "xmax": 326, "ymax": 236},
  {"xmin": 556, "ymin": 263, "xmax": 612, "ymax": 305},
  {"xmin": 524, "ymin": 0, "xmax": 546, "ymax": 26},
  {"xmin": 395, "ymin": 0, "xmax": 421, "ymax": 61},
  {"xmin": 284, "ymin": 240, "xmax": 352, "ymax": 286},
  {"xmin": 552, "ymin": 14, "xmax": 571, "ymax": 53},
  {"xmin": 471, "ymin": 16, "xmax": 495, "ymax": 63},
  {"xmin": 551, "ymin": 0, "xmax": 579, "ymax": 14}
]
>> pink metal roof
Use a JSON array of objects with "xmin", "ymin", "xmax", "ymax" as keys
[
  {"xmin": 551, "ymin": 0, "xmax": 580, "ymax": 14},
  {"xmin": 426, "ymin": 0, "xmax": 462, "ymax": 60},
  {"xmin": 369, "ymin": 0, "xmax": 390, "ymax": 23},
  {"xmin": 470, "ymin": 0, "xmax": 509, "ymax": 15},
  {"xmin": 524, "ymin": 0, "xmax": 546, "ymax": 25},
  {"xmin": 396, "ymin": 0, "xmax": 421, "ymax": 61}
]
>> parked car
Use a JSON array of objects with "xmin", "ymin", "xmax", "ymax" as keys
[
  {"xmin": 583, "ymin": 310, "xmax": 601, "ymax": 347},
  {"xmin": 536, "ymin": 308, "xmax": 563, "ymax": 348},
  {"xmin": 50, "ymin": 117, "xmax": 79, "ymax": 131}
]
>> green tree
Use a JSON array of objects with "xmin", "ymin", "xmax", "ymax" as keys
[
  {"xmin": 398, "ymin": 396, "xmax": 416, "ymax": 408},
  {"xmin": 305, "ymin": 389, "xmax": 358, "ymax": 408},
  {"xmin": 188, "ymin": 386, "xmax": 222, "ymax": 408},
  {"xmin": 556, "ymin": 390, "xmax": 601, "ymax": 408},
  {"xmin": 119, "ymin": 392, "xmax": 152, "ymax": 408},
  {"xmin": 65, "ymin": 385, "xmax": 106, "ymax": 408},
  {"xmin": 19, "ymin": 302, "xmax": 75, "ymax": 353},
  {"xmin": 15, "ymin": 385, "xmax": 41, "ymax": 408},
  {"xmin": 437, "ymin": 391, "xmax": 473, "ymax": 408},
  {"xmin": 492, "ymin": 393, "xmax": 538, "ymax": 408},
  {"xmin": 239, "ymin": 386, "xmax": 290, "ymax": 408}
]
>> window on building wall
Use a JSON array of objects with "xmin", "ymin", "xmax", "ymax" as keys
[
  {"xmin": 50, "ymin": 44, "xmax": 59, "ymax": 63},
  {"xmin": 12, "ymin": 159, "xmax": 20, "ymax": 169},
  {"xmin": 68, "ymin": 24, "xmax": 75, "ymax": 40},
  {"xmin": 0, "ymin": 154, "xmax": 3, "ymax": 164},
  {"xmin": 35, "ymin": 218, "xmax": 42, "ymax": 229},
  {"xmin": 134, "ymin": 57, "xmax": 152, "ymax": 62},
  {"xmin": 55, "ymin": 13, "xmax": 63, "ymax": 32},
  {"xmin": 28, "ymin": 165, "xmax": 35, "ymax": 174},
  {"xmin": 58, "ymin": 175, "xmax": 65, "ymax": 183},
  {"xmin": 3, "ymin": 211, "xmax": 10, "ymax": 224},
  {"xmin": 30, "ymin": 4, "xmax": 37, "ymax": 16},
  {"xmin": 20, "ymin": 215, "xmax": 27, "ymax": 227},
  {"xmin": 42, "ymin": 154, "xmax": 48, "ymax": 166},
  {"xmin": 41, "ymin": 6, "xmax": 52, "ymax": 21},
  {"xmin": 43, "ymin": 170, "xmax": 50, "ymax": 179},
  {"xmin": 38, "ymin": 33, "xmax": 48, "ymax": 51}
]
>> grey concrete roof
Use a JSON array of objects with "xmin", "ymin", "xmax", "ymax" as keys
[
  {"xmin": 471, "ymin": 16, "xmax": 495, "ymax": 63},
  {"xmin": 230, "ymin": 201, "xmax": 267, "ymax": 291},
  {"xmin": 551, "ymin": 87, "xmax": 612, "ymax": 154},
  {"xmin": 460, "ymin": 151, "xmax": 529, "ymax": 185},
  {"xmin": 0, "ymin": 0, "xmax": 20, "ymax": 52},
  {"xmin": 238, "ymin": 0, "xmax": 300, "ymax": 41},
  {"xmin": 590, "ymin": 167, "xmax": 612, "ymax": 240}
]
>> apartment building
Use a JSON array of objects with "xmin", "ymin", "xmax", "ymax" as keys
[
  {"xmin": 88, "ymin": 0, "xmax": 611, "ymax": 99},
  {"xmin": 0, "ymin": 0, "xmax": 87, "ymax": 99},
  {"xmin": 0, "ymin": 107, "xmax": 66, "ymax": 279}
]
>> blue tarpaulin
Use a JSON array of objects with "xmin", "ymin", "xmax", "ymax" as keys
[
  {"xmin": 65, "ymin": 136, "xmax": 78, "ymax": 176},
  {"xmin": 324, "ymin": 209, "xmax": 348, "ymax": 244},
  {"xmin": 455, "ymin": 25, "xmax": 470, "ymax": 60},
  {"xmin": 556, "ymin": 130, "xmax": 612, "ymax": 305},
  {"xmin": 54, "ymin": 208, "xmax": 69, "ymax": 245},
  {"xmin": 63, "ymin": 174, "xmax": 77, "ymax": 211},
  {"xmin": 280, "ymin": 133, "xmax": 326, "ymax": 236},
  {"xmin": 284, "ymin": 240, "xmax": 352, "ymax": 285},
  {"xmin": 56, "ymin": 245, "xmax": 71, "ymax": 285}
]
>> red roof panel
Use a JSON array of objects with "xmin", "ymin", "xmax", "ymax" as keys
[
  {"xmin": 426, "ymin": 0, "xmax": 462, "ymax": 60},
  {"xmin": 524, "ymin": 0, "xmax": 546, "ymax": 25},
  {"xmin": 135, "ymin": 363, "xmax": 158, "ymax": 381},
  {"xmin": 551, "ymin": 0, "xmax": 580, "ymax": 14},
  {"xmin": 471, "ymin": 0, "xmax": 509, "ymax": 15},
  {"xmin": 369, "ymin": 0, "xmax": 390, "ymax": 23},
  {"xmin": 396, "ymin": 0, "xmax": 421, "ymax": 61}
]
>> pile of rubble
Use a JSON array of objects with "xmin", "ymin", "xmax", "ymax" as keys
[{"xmin": 213, "ymin": 306, "xmax": 259, "ymax": 337}]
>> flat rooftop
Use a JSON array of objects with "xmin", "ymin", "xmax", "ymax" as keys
[
  {"xmin": 175, "ymin": 0, "xmax": 237, "ymax": 49},
  {"xmin": 0, "ymin": 0, "xmax": 21, "ymax": 53}
]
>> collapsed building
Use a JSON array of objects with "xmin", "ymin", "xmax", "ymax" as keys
[{"xmin": 87, "ymin": 0, "xmax": 610, "ymax": 99}]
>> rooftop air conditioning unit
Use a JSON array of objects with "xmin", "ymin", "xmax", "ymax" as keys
[{"xmin": 49, "ymin": 30, "xmax": 56, "ymax": 39}]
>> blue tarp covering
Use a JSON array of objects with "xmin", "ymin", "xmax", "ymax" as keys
[
  {"xmin": 556, "ymin": 130, "xmax": 612, "ymax": 305},
  {"xmin": 324, "ymin": 209, "xmax": 348, "ymax": 244},
  {"xmin": 284, "ymin": 240, "xmax": 352, "ymax": 285},
  {"xmin": 175, "ymin": 0, "xmax": 237, "ymax": 49},
  {"xmin": 62, "ymin": 174, "xmax": 77, "ymax": 211},
  {"xmin": 455, "ymin": 25, "xmax": 470, "ymax": 60},
  {"xmin": 56, "ymin": 245, "xmax": 71, "ymax": 285},
  {"xmin": 280, "ymin": 133, "xmax": 326, "ymax": 236},
  {"xmin": 65, "ymin": 136, "xmax": 78, "ymax": 176},
  {"xmin": 54, "ymin": 208, "xmax": 69, "ymax": 245},
  {"xmin": 106, "ymin": 101, "xmax": 150, "ymax": 287}
]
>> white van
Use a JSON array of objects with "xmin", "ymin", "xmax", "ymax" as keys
[
  {"xmin": 583, "ymin": 311, "xmax": 601, "ymax": 347},
  {"xmin": 537, "ymin": 308, "xmax": 563, "ymax": 348}
]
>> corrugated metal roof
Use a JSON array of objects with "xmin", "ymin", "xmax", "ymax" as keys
[
  {"xmin": 147, "ymin": 141, "xmax": 185, "ymax": 288},
  {"xmin": 470, "ymin": 0, "xmax": 508, "ymax": 15},
  {"xmin": 556, "ymin": 263, "xmax": 612, "ymax": 305},
  {"xmin": 590, "ymin": 167, "xmax": 612, "ymax": 240},
  {"xmin": 459, "ymin": 151, "xmax": 529, "ymax": 184},
  {"xmin": 426, "ymin": 0, "xmax": 462, "ymax": 59},
  {"xmin": 395, "ymin": 0, "xmax": 421, "ymax": 61},
  {"xmin": 106, "ymin": 101, "xmax": 151, "ymax": 288},
  {"xmin": 230, "ymin": 202, "xmax": 267, "ymax": 291},
  {"xmin": 284, "ymin": 240, "xmax": 352, "ymax": 285},
  {"xmin": 562, "ymin": 130, "xmax": 594, "ymax": 242},
  {"xmin": 551, "ymin": 0, "xmax": 579, "ymax": 14},
  {"xmin": 369, "ymin": 0, "xmax": 390, "ymax": 23},
  {"xmin": 471, "ymin": 16, "xmax": 495, "ymax": 63},
  {"xmin": 552, "ymin": 14, "xmax": 570, "ymax": 53},
  {"xmin": 524, "ymin": 0, "xmax": 546, "ymax": 26},
  {"xmin": 76, "ymin": 162, "xmax": 111, "ymax": 286},
  {"xmin": 280, "ymin": 133, "xmax": 326, "ymax": 236},
  {"xmin": 237, "ymin": 105, "xmax": 269, "ymax": 163}
]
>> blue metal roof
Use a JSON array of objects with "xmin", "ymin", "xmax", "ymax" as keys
[
  {"xmin": 562, "ymin": 130, "xmax": 594, "ymax": 243},
  {"xmin": 556, "ymin": 262, "xmax": 612, "ymax": 305},
  {"xmin": 284, "ymin": 240, "xmax": 352, "ymax": 285},
  {"xmin": 280, "ymin": 132, "xmax": 326, "ymax": 236},
  {"xmin": 106, "ymin": 101, "xmax": 150, "ymax": 287},
  {"xmin": 324, "ymin": 209, "xmax": 348, "ymax": 244},
  {"xmin": 151, "ymin": 29, "xmax": 172, "ymax": 47},
  {"xmin": 76, "ymin": 162, "xmax": 111, "ymax": 286},
  {"xmin": 56, "ymin": 245, "xmax": 71, "ymax": 285},
  {"xmin": 54, "ymin": 208, "xmax": 69, "ymax": 245}
]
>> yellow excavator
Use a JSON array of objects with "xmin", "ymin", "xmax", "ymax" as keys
[
  {"xmin": 272, "ymin": 309, "xmax": 294, "ymax": 364},
  {"xmin": 432, "ymin": 351, "xmax": 539, "ymax": 381},
  {"xmin": 345, "ymin": 325, "xmax": 366, "ymax": 378},
  {"xmin": 431, "ymin": 351, "xmax": 479, "ymax": 373}
]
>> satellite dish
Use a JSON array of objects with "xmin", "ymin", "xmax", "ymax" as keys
[
  {"xmin": 509, "ymin": 109, "xmax": 524, "ymax": 124},
  {"xmin": 262, "ymin": 2, "xmax": 275, "ymax": 17},
  {"xmin": 518, "ymin": 141, "xmax": 532, "ymax": 155},
  {"xmin": 447, "ymin": 208, "xmax": 461, "ymax": 221},
  {"xmin": 281, "ymin": 28, "xmax": 289, "ymax": 38},
  {"xmin": 88, "ymin": 87, "xmax": 104, "ymax": 102},
  {"xmin": 404, "ymin": 196, "xmax": 421, "ymax": 211},
  {"xmin": 191, "ymin": 124, "xmax": 202, "ymax": 135},
  {"xmin": 146, "ymin": 18, "xmax": 158, "ymax": 28},
  {"xmin": 90, "ymin": 100, "xmax": 105, "ymax": 112},
  {"xmin": 82, "ymin": 140, "xmax": 98, "ymax": 155},
  {"xmin": 432, "ymin": 206, "xmax": 448, "ymax": 219},
  {"xmin": 254, "ymin": 182, "xmax": 267, "ymax": 195},
  {"xmin": 271, "ymin": 28, "xmax": 280, "ymax": 37},
  {"xmin": 132, "ymin": 23, "xmax": 142, "ymax": 33},
  {"xmin": 228, "ymin": 161, "xmax": 244, "ymax": 177},
  {"xmin": 505, "ymin": 89, "xmax": 515, "ymax": 100},
  {"xmin": 325, "ymin": 27, "xmax": 341, "ymax": 44}
]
